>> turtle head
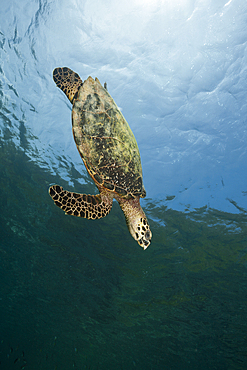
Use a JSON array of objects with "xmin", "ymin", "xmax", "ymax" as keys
[
  {"xmin": 118, "ymin": 197, "xmax": 152, "ymax": 249},
  {"xmin": 129, "ymin": 214, "xmax": 152, "ymax": 250}
]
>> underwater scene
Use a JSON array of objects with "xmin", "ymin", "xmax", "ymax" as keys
[{"xmin": 0, "ymin": 1, "xmax": 247, "ymax": 369}]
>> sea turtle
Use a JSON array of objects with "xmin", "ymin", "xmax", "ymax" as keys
[{"xmin": 49, "ymin": 67, "xmax": 152, "ymax": 249}]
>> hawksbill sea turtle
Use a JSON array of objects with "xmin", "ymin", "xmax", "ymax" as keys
[{"xmin": 49, "ymin": 67, "xmax": 152, "ymax": 249}]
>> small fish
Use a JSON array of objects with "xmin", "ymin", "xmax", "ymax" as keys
[{"xmin": 14, "ymin": 357, "xmax": 19, "ymax": 363}]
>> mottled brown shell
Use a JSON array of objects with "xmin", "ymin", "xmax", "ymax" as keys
[{"xmin": 72, "ymin": 76, "xmax": 146, "ymax": 199}]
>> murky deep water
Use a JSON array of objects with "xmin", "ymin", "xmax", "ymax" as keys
[
  {"xmin": 1, "ymin": 142, "xmax": 246, "ymax": 369},
  {"xmin": 1, "ymin": 1, "xmax": 247, "ymax": 369}
]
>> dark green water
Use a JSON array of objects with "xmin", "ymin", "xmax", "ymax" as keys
[{"xmin": 0, "ymin": 141, "xmax": 247, "ymax": 370}]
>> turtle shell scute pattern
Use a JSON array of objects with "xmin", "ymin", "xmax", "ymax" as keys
[{"xmin": 72, "ymin": 78, "xmax": 146, "ymax": 199}]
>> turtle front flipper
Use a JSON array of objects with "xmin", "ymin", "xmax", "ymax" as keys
[
  {"xmin": 49, "ymin": 185, "xmax": 112, "ymax": 219},
  {"xmin": 53, "ymin": 67, "xmax": 83, "ymax": 104}
]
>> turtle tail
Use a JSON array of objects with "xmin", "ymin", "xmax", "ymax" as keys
[
  {"xmin": 53, "ymin": 67, "xmax": 83, "ymax": 104},
  {"xmin": 49, "ymin": 185, "xmax": 113, "ymax": 220}
]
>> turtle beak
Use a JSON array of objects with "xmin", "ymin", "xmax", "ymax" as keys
[
  {"xmin": 138, "ymin": 232, "xmax": 152, "ymax": 250},
  {"xmin": 142, "ymin": 239, "xmax": 150, "ymax": 250}
]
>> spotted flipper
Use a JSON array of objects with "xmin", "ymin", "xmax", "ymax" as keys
[
  {"xmin": 49, "ymin": 185, "xmax": 112, "ymax": 219},
  {"xmin": 53, "ymin": 67, "xmax": 83, "ymax": 104}
]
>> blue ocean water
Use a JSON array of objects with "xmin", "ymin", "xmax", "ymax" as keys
[{"xmin": 0, "ymin": 1, "xmax": 247, "ymax": 369}]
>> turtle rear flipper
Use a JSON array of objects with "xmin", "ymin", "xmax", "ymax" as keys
[
  {"xmin": 49, "ymin": 185, "xmax": 112, "ymax": 219},
  {"xmin": 53, "ymin": 67, "xmax": 83, "ymax": 104}
]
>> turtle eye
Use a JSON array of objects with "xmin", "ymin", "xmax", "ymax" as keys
[{"xmin": 145, "ymin": 230, "xmax": 151, "ymax": 240}]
